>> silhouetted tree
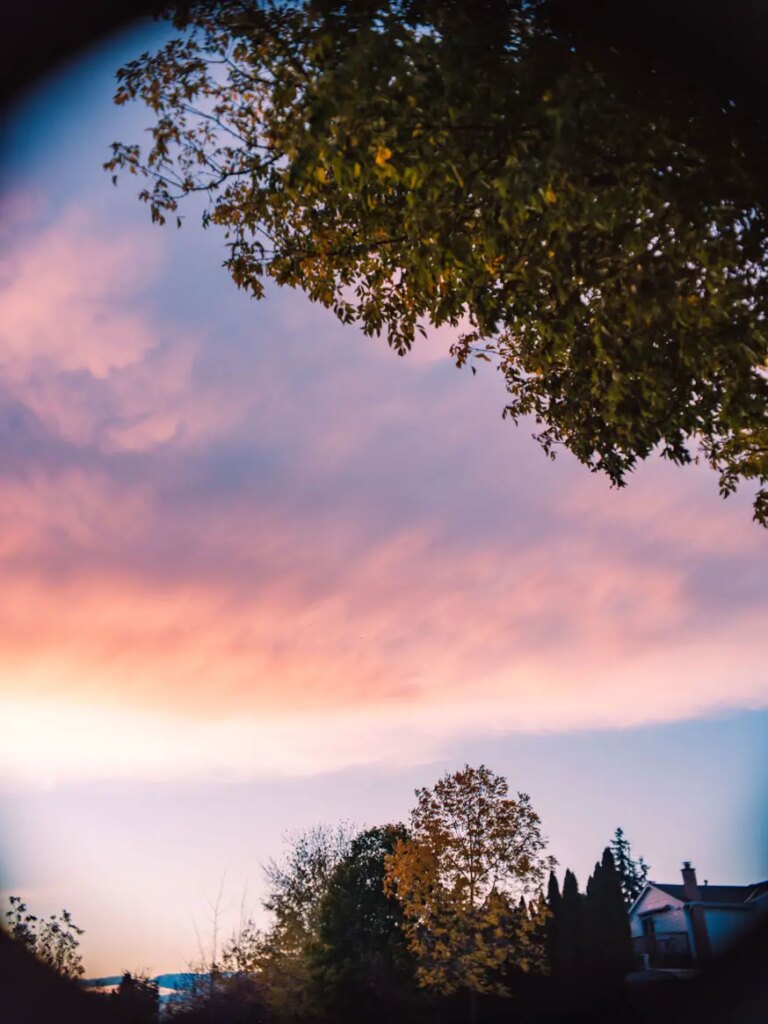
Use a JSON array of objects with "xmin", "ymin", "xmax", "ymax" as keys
[
  {"xmin": 610, "ymin": 827, "xmax": 649, "ymax": 907},
  {"xmin": 263, "ymin": 822, "xmax": 354, "ymax": 953},
  {"xmin": 310, "ymin": 824, "xmax": 417, "ymax": 1021},
  {"xmin": 0, "ymin": 926, "xmax": 114, "ymax": 1024},
  {"xmin": 544, "ymin": 871, "xmax": 561, "ymax": 973},
  {"xmin": 216, "ymin": 925, "xmax": 290, "ymax": 1023},
  {"xmin": 211, "ymin": 824, "xmax": 353, "ymax": 1021},
  {"xmin": 554, "ymin": 870, "xmax": 584, "ymax": 988},
  {"xmin": 584, "ymin": 849, "xmax": 634, "ymax": 987},
  {"xmin": 113, "ymin": 972, "xmax": 159, "ymax": 1024},
  {"xmin": 4, "ymin": 896, "xmax": 85, "ymax": 979}
]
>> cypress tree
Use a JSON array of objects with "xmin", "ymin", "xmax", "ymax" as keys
[
  {"xmin": 585, "ymin": 849, "xmax": 634, "ymax": 987},
  {"xmin": 555, "ymin": 870, "xmax": 584, "ymax": 988},
  {"xmin": 584, "ymin": 858, "xmax": 604, "ymax": 983},
  {"xmin": 545, "ymin": 871, "xmax": 561, "ymax": 975},
  {"xmin": 600, "ymin": 848, "xmax": 634, "ymax": 978}
]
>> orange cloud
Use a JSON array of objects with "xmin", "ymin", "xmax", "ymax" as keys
[
  {"xmin": 0, "ymin": 207, "xmax": 766, "ymax": 786},
  {"xmin": 0, "ymin": 477, "xmax": 765, "ymax": 788}
]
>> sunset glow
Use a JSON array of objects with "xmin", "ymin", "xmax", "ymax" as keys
[{"xmin": 1, "ymin": 22, "xmax": 766, "ymax": 979}]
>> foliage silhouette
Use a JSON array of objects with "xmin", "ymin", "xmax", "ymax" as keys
[
  {"xmin": 584, "ymin": 849, "xmax": 634, "ymax": 988},
  {"xmin": 107, "ymin": 0, "xmax": 768, "ymax": 524},
  {"xmin": 113, "ymin": 971, "xmax": 160, "ymax": 1023},
  {"xmin": 552, "ymin": 869, "xmax": 584, "ymax": 988},
  {"xmin": 310, "ymin": 824, "xmax": 417, "ymax": 1020},
  {"xmin": 4, "ymin": 895, "xmax": 85, "ymax": 979},
  {"xmin": 611, "ymin": 827, "xmax": 649, "ymax": 907},
  {"xmin": 203, "ymin": 823, "xmax": 354, "ymax": 1020}
]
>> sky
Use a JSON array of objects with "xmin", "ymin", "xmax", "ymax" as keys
[{"xmin": 0, "ymin": 20, "xmax": 767, "ymax": 977}]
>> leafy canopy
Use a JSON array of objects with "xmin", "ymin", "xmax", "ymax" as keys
[
  {"xmin": 311, "ymin": 825, "xmax": 416, "ymax": 1015},
  {"xmin": 107, "ymin": 0, "xmax": 768, "ymax": 523},
  {"xmin": 383, "ymin": 764, "xmax": 551, "ymax": 996},
  {"xmin": 262, "ymin": 821, "xmax": 353, "ymax": 953},
  {"xmin": 218, "ymin": 822, "xmax": 353, "ymax": 1019}
]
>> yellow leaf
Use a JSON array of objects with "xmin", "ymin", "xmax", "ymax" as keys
[
  {"xmin": 314, "ymin": 166, "xmax": 328, "ymax": 183},
  {"xmin": 543, "ymin": 185, "xmax": 557, "ymax": 204},
  {"xmin": 375, "ymin": 144, "xmax": 393, "ymax": 166}
]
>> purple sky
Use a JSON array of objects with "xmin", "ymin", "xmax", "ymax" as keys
[{"xmin": 0, "ymin": 21, "xmax": 766, "ymax": 976}]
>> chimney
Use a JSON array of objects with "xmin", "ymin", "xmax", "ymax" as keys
[
  {"xmin": 681, "ymin": 861, "xmax": 701, "ymax": 901},
  {"xmin": 681, "ymin": 862, "xmax": 711, "ymax": 961}
]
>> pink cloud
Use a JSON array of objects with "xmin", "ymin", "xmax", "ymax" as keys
[
  {"xmin": 0, "ymin": 208, "xmax": 158, "ymax": 377},
  {"xmin": 0, "ymin": 206, "xmax": 208, "ymax": 454},
  {"xmin": 0, "ymin": 206, "xmax": 766, "ymax": 785}
]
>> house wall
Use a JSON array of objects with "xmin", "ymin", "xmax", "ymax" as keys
[
  {"xmin": 631, "ymin": 885, "xmax": 768, "ymax": 963},
  {"xmin": 703, "ymin": 907, "xmax": 756, "ymax": 957}
]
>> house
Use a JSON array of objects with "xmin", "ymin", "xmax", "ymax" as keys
[{"xmin": 628, "ymin": 862, "xmax": 768, "ymax": 968}]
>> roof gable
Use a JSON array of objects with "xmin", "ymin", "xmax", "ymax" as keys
[{"xmin": 629, "ymin": 882, "xmax": 684, "ymax": 918}]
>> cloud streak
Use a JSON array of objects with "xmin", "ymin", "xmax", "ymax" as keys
[{"xmin": 1, "ymin": 204, "xmax": 767, "ymax": 785}]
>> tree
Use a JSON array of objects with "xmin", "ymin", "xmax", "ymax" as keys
[
  {"xmin": 263, "ymin": 822, "xmax": 354, "ymax": 953},
  {"xmin": 114, "ymin": 971, "xmax": 160, "ymax": 1024},
  {"xmin": 217, "ymin": 823, "xmax": 353, "ymax": 1021},
  {"xmin": 219, "ymin": 923, "xmax": 303, "ymax": 1022},
  {"xmin": 383, "ymin": 764, "xmax": 551, "ymax": 1014},
  {"xmin": 106, "ymin": 0, "xmax": 768, "ymax": 525},
  {"xmin": 544, "ymin": 870, "xmax": 561, "ymax": 973},
  {"xmin": 610, "ymin": 827, "xmax": 649, "ymax": 907},
  {"xmin": 310, "ymin": 824, "xmax": 417, "ymax": 1021},
  {"xmin": 584, "ymin": 849, "xmax": 634, "ymax": 987},
  {"xmin": 3, "ymin": 896, "xmax": 85, "ymax": 979},
  {"xmin": 552, "ymin": 869, "xmax": 583, "ymax": 988}
]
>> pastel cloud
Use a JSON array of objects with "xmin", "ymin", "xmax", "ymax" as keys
[
  {"xmin": 1, "ymin": 204, "xmax": 767, "ymax": 786},
  {"xmin": 0, "ymin": 208, "xmax": 157, "ymax": 376}
]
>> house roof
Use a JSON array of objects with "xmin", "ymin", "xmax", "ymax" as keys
[
  {"xmin": 747, "ymin": 881, "xmax": 768, "ymax": 902},
  {"xmin": 649, "ymin": 880, "xmax": 768, "ymax": 906}
]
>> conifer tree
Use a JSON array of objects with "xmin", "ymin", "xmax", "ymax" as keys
[
  {"xmin": 545, "ymin": 871, "xmax": 561, "ymax": 975},
  {"xmin": 554, "ymin": 870, "xmax": 584, "ymax": 987},
  {"xmin": 585, "ymin": 849, "xmax": 634, "ymax": 986},
  {"xmin": 610, "ymin": 828, "xmax": 649, "ymax": 907}
]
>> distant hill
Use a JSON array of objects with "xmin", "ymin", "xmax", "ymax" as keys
[
  {"xmin": 154, "ymin": 973, "xmax": 204, "ymax": 990},
  {"xmin": 83, "ymin": 972, "xmax": 204, "ymax": 990},
  {"xmin": 82, "ymin": 971, "xmax": 208, "ymax": 1008},
  {"xmin": 82, "ymin": 976, "xmax": 122, "ymax": 989}
]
